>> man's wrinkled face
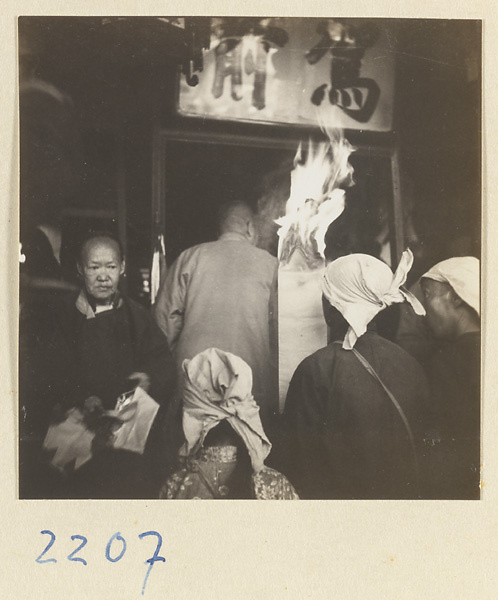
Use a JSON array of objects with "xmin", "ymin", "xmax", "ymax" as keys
[
  {"xmin": 78, "ymin": 238, "xmax": 124, "ymax": 304},
  {"xmin": 420, "ymin": 278, "xmax": 456, "ymax": 339}
]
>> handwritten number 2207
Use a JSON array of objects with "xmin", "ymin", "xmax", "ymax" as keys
[{"xmin": 36, "ymin": 530, "xmax": 165, "ymax": 595}]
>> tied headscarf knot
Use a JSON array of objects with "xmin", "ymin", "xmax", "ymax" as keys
[
  {"xmin": 180, "ymin": 348, "xmax": 271, "ymax": 473},
  {"xmin": 322, "ymin": 249, "xmax": 425, "ymax": 349}
]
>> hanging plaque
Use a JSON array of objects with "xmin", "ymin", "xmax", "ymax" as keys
[{"xmin": 178, "ymin": 17, "xmax": 395, "ymax": 132}]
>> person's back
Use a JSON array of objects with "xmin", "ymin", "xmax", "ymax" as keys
[
  {"xmin": 174, "ymin": 237, "xmax": 276, "ymax": 387},
  {"xmin": 154, "ymin": 202, "xmax": 277, "ymax": 420},
  {"xmin": 283, "ymin": 250, "xmax": 430, "ymax": 499},
  {"xmin": 285, "ymin": 329, "xmax": 428, "ymax": 499}
]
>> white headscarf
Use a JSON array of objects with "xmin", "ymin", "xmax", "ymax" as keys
[
  {"xmin": 422, "ymin": 256, "xmax": 480, "ymax": 316},
  {"xmin": 322, "ymin": 249, "xmax": 425, "ymax": 349},
  {"xmin": 180, "ymin": 348, "xmax": 271, "ymax": 473}
]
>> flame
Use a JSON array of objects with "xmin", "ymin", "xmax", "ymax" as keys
[{"xmin": 276, "ymin": 130, "xmax": 356, "ymax": 267}]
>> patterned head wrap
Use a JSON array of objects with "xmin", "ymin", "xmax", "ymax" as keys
[
  {"xmin": 422, "ymin": 256, "xmax": 480, "ymax": 316},
  {"xmin": 322, "ymin": 248, "xmax": 425, "ymax": 349}
]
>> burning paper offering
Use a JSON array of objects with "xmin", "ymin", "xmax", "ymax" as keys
[{"xmin": 276, "ymin": 130, "xmax": 355, "ymax": 411}]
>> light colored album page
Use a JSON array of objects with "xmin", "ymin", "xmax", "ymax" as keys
[{"xmin": 1, "ymin": 1, "xmax": 496, "ymax": 599}]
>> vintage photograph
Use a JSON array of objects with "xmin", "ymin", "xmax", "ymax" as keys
[{"xmin": 18, "ymin": 16, "xmax": 481, "ymax": 501}]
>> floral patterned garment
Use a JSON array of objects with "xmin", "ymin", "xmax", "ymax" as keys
[
  {"xmin": 160, "ymin": 446, "xmax": 299, "ymax": 500},
  {"xmin": 252, "ymin": 466, "xmax": 299, "ymax": 500},
  {"xmin": 160, "ymin": 446, "xmax": 238, "ymax": 499}
]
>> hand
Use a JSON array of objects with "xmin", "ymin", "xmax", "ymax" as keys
[
  {"xmin": 82, "ymin": 396, "xmax": 104, "ymax": 416},
  {"xmin": 127, "ymin": 371, "xmax": 151, "ymax": 392},
  {"xmin": 91, "ymin": 415, "xmax": 124, "ymax": 454},
  {"xmin": 79, "ymin": 396, "xmax": 105, "ymax": 431}
]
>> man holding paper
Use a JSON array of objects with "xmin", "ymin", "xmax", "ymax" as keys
[{"xmin": 22, "ymin": 233, "xmax": 176, "ymax": 499}]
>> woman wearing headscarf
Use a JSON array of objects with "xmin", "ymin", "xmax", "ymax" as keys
[
  {"xmin": 420, "ymin": 257, "xmax": 480, "ymax": 499},
  {"xmin": 282, "ymin": 249, "xmax": 432, "ymax": 499},
  {"xmin": 160, "ymin": 348, "xmax": 298, "ymax": 500}
]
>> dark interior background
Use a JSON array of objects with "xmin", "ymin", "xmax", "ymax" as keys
[{"xmin": 160, "ymin": 140, "xmax": 396, "ymax": 266}]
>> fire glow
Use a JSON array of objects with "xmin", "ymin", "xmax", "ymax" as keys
[
  {"xmin": 276, "ymin": 130, "xmax": 355, "ymax": 268},
  {"xmin": 276, "ymin": 130, "xmax": 356, "ymax": 411}
]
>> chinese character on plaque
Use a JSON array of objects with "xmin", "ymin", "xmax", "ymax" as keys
[{"xmin": 178, "ymin": 18, "xmax": 395, "ymax": 132}]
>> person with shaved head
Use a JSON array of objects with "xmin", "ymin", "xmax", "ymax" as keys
[
  {"xmin": 21, "ymin": 232, "xmax": 175, "ymax": 499},
  {"xmin": 154, "ymin": 201, "xmax": 277, "ymax": 426},
  {"xmin": 64, "ymin": 232, "xmax": 175, "ymax": 415}
]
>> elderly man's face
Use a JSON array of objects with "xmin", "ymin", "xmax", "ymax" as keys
[
  {"xmin": 420, "ymin": 278, "xmax": 457, "ymax": 339},
  {"xmin": 78, "ymin": 238, "xmax": 124, "ymax": 304}
]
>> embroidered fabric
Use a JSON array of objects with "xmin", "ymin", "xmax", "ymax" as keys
[
  {"xmin": 252, "ymin": 466, "xmax": 300, "ymax": 500},
  {"xmin": 159, "ymin": 449, "xmax": 238, "ymax": 499},
  {"xmin": 160, "ymin": 459, "xmax": 300, "ymax": 500},
  {"xmin": 197, "ymin": 445, "xmax": 238, "ymax": 463}
]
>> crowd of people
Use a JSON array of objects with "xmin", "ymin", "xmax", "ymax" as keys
[{"xmin": 19, "ymin": 201, "xmax": 481, "ymax": 500}]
